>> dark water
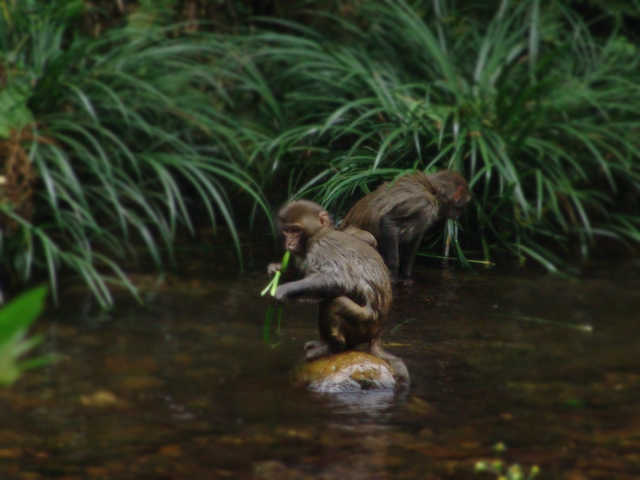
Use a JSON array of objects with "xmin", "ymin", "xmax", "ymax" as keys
[{"xmin": 1, "ymin": 249, "xmax": 640, "ymax": 479}]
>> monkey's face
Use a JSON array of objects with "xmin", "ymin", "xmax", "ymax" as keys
[
  {"xmin": 445, "ymin": 186, "xmax": 473, "ymax": 218},
  {"xmin": 277, "ymin": 202, "xmax": 332, "ymax": 256},
  {"xmin": 282, "ymin": 224, "xmax": 306, "ymax": 255}
]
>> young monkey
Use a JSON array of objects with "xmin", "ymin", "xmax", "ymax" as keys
[
  {"xmin": 268, "ymin": 200, "xmax": 410, "ymax": 384},
  {"xmin": 339, "ymin": 170, "xmax": 473, "ymax": 285}
]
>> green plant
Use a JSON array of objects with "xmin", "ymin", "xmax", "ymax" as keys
[
  {"xmin": 474, "ymin": 442, "xmax": 540, "ymax": 480},
  {"xmin": 261, "ymin": 249, "xmax": 290, "ymax": 345},
  {"xmin": 0, "ymin": 285, "xmax": 51, "ymax": 386},
  {"xmin": 229, "ymin": 0, "xmax": 640, "ymax": 268},
  {"xmin": 0, "ymin": 1, "xmax": 270, "ymax": 306}
]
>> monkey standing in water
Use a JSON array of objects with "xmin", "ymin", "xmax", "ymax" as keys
[
  {"xmin": 339, "ymin": 170, "xmax": 473, "ymax": 285},
  {"xmin": 268, "ymin": 200, "xmax": 410, "ymax": 384}
]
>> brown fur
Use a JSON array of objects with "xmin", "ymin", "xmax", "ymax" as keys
[
  {"xmin": 339, "ymin": 170, "xmax": 472, "ymax": 283},
  {"xmin": 270, "ymin": 200, "xmax": 409, "ymax": 384},
  {"xmin": 340, "ymin": 226, "xmax": 378, "ymax": 248}
]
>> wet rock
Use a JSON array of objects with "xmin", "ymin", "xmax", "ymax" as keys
[
  {"xmin": 79, "ymin": 390, "xmax": 120, "ymax": 407},
  {"xmin": 293, "ymin": 351, "xmax": 399, "ymax": 393}
]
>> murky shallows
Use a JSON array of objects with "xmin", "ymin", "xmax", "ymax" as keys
[{"xmin": 1, "ymin": 253, "xmax": 640, "ymax": 479}]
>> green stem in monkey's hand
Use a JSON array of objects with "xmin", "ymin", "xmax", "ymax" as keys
[
  {"xmin": 260, "ymin": 250, "xmax": 291, "ymax": 296},
  {"xmin": 262, "ymin": 251, "xmax": 291, "ymax": 345}
]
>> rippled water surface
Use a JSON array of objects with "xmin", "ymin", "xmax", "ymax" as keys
[{"xmin": 1, "ymin": 247, "xmax": 640, "ymax": 479}]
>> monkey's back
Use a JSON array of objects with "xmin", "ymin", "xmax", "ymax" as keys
[
  {"xmin": 303, "ymin": 229, "xmax": 392, "ymax": 319},
  {"xmin": 340, "ymin": 172, "xmax": 439, "ymax": 240}
]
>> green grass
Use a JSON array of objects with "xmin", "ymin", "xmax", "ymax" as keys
[
  {"xmin": 225, "ymin": 0, "xmax": 640, "ymax": 267},
  {"xmin": 0, "ymin": 1, "xmax": 270, "ymax": 306},
  {"xmin": 1, "ymin": 0, "xmax": 638, "ymax": 306}
]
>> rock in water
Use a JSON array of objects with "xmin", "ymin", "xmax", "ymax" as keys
[{"xmin": 293, "ymin": 351, "xmax": 399, "ymax": 393}]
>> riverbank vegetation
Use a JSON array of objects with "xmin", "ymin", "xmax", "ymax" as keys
[{"xmin": 1, "ymin": 0, "xmax": 639, "ymax": 304}]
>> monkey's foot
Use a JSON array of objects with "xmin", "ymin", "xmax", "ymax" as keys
[
  {"xmin": 396, "ymin": 276, "xmax": 414, "ymax": 286},
  {"xmin": 304, "ymin": 341, "xmax": 331, "ymax": 362}
]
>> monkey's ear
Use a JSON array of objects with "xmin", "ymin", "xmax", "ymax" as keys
[{"xmin": 318, "ymin": 211, "xmax": 331, "ymax": 227}]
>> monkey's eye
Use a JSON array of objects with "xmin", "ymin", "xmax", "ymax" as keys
[{"xmin": 283, "ymin": 226, "xmax": 302, "ymax": 234}]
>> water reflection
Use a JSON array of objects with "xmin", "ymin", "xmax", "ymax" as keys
[
  {"xmin": 313, "ymin": 388, "xmax": 407, "ymax": 425},
  {"xmin": 0, "ymin": 255, "xmax": 638, "ymax": 479}
]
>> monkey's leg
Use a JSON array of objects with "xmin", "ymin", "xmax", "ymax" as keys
[
  {"xmin": 305, "ymin": 298, "xmax": 370, "ymax": 361},
  {"xmin": 380, "ymin": 217, "xmax": 401, "ymax": 281},
  {"xmin": 398, "ymin": 234, "xmax": 423, "ymax": 285},
  {"xmin": 329, "ymin": 296, "xmax": 371, "ymax": 323},
  {"xmin": 304, "ymin": 301, "xmax": 335, "ymax": 361},
  {"xmin": 324, "ymin": 297, "xmax": 371, "ymax": 351}
]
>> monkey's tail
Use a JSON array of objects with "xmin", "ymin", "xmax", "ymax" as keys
[{"xmin": 369, "ymin": 338, "xmax": 410, "ymax": 384}]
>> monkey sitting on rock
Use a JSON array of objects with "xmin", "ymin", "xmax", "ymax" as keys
[
  {"xmin": 339, "ymin": 170, "xmax": 473, "ymax": 285},
  {"xmin": 268, "ymin": 200, "xmax": 410, "ymax": 385}
]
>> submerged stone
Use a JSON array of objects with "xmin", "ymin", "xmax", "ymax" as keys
[
  {"xmin": 293, "ymin": 351, "xmax": 398, "ymax": 393},
  {"xmin": 79, "ymin": 390, "xmax": 120, "ymax": 407}
]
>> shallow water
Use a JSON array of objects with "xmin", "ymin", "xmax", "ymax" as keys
[{"xmin": 1, "ymin": 248, "xmax": 640, "ymax": 479}]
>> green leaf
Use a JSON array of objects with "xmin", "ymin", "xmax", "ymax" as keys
[
  {"xmin": 0, "ymin": 86, "xmax": 34, "ymax": 138},
  {"xmin": 0, "ymin": 286, "xmax": 48, "ymax": 345},
  {"xmin": 0, "ymin": 286, "xmax": 49, "ymax": 386}
]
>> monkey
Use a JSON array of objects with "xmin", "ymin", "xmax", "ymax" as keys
[
  {"xmin": 339, "ymin": 170, "xmax": 473, "ymax": 285},
  {"xmin": 268, "ymin": 200, "xmax": 410, "ymax": 384}
]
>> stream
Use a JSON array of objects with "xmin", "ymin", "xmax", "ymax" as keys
[{"xmin": 1, "ymin": 246, "xmax": 639, "ymax": 479}]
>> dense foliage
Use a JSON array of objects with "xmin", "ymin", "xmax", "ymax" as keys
[
  {"xmin": 226, "ymin": 0, "xmax": 640, "ymax": 268},
  {"xmin": 0, "ymin": 0, "xmax": 639, "ymax": 305},
  {"xmin": 0, "ymin": 0, "xmax": 268, "ymax": 305}
]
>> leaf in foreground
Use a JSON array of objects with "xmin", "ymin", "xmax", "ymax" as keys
[{"xmin": 0, "ymin": 286, "xmax": 53, "ymax": 386}]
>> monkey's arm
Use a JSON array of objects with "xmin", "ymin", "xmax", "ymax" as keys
[
  {"xmin": 273, "ymin": 275, "xmax": 339, "ymax": 304},
  {"xmin": 379, "ymin": 216, "xmax": 401, "ymax": 279}
]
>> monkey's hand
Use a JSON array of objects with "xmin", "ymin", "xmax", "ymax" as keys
[
  {"xmin": 271, "ymin": 284, "xmax": 288, "ymax": 306},
  {"xmin": 267, "ymin": 262, "xmax": 282, "ymax": 278}
]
